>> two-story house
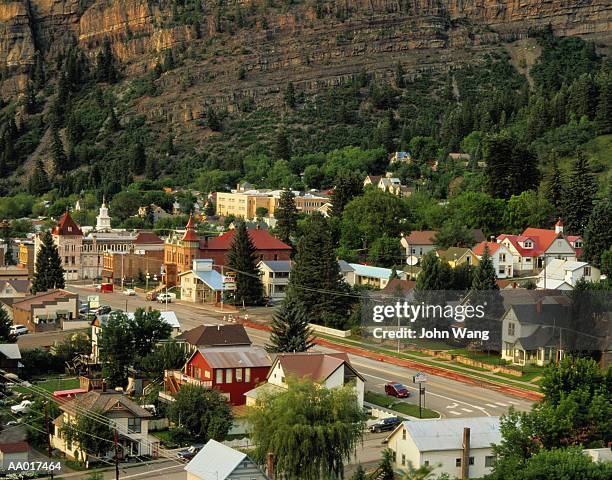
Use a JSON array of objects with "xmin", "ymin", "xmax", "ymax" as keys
[
  {"xmin": 51, "ymin": 390, "xmax": 156, "ymax": 461},
  {"xmin": 245, "ymin": 352, "xmax": 365, "ymax": 408},
  {"xmin": 258, "ymin": 260, "xmax": 291, "ymax": 300},
  {"xmin": 165, "ymin": 346, "xmax": 271, "ymax": 405},
  {"xmin": 473, "ymin": 242, "xmax": 514, "ymax": 278},
  {"xmin": 501, "ymin": 302, "xmax": 570, "ymax": 366},
  {"xmin": 175, "ymin": 324, "xmax": 252, "ymax": 355}
]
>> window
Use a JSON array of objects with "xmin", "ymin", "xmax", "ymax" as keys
[
  {"xmin": 402, "ymin": 429, "xmax": 406, "ymax": 440},
  {"xmin": 244, "ymin": 368, "xmax": 251, "ymax": 383},
  {"xmin": 485, "ymin": 456, "xmax": 495, "ymax": 468},
  {"xmin": 508, "ymin": 323, "xmax": 515, "ymax": 336},
  {"xmin": 225, "ymin": 368, "xmax": 233, "ymax": 383},
  {"xmin": 505, "ymin": 342, "xmax": 513, "ymax": 356},
  {"xmin": 584, "ymin": 266, "xmax": 591, "ymax": 276},
  {"xmin": 424, "ymin": 460, "xmax": 429, "ymax": 466},
  {"xmin": 392, "ymin": 451, "xmax": 397, "ymax": 462},
  {"xmin": 469, "ymin": 457, "xmax": 474, "ymax": 465},
  {"xmin": 236, "ymin": 369, "xmax": 243, "ymax": 382},
  {"xmin": 216, "ymin": 369, "xmax": 223, "ymax": 384},
  {"xmin": 401, "ymin": 454, "xmax": 406, "ymax": 466},
  {"xmin": 526, "ymin": 257, "xmax": 531, "ymax": 263},
  {"xmin": 524, "ymin": 241, "xmax": 532, "ymax": 248},
  {"xmin": 456, "ymin": 458, "xmax": 461, "ymax": 467},
  {"xmin": 499, "ymin": 266, "xmax": 505, "ymax": 274},
  {"xmin": 500, "ymin": 253, "xmax": 506, "ymax": 262},
  {"xmin": 128, "ymin": 418, "xmax": 141, "ymax": 433}
]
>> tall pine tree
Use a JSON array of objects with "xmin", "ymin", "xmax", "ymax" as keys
[
  {"xmin": 51, "ymin": 128, "xmax": 67, "ymax": 174},
  {"xmin": 266, "ymin": 297, "xmax": 315, "ymax": 353},
  {"xmin": 562, "ymin": 153, "xmax": 596, "ymax": 235},
  {"xmin": 274, "ymin": 189, "xmax": 298, "ymax": 247},
  {"xmin": 0, "ymin": 307, "xmax": 16, "ymax": 343},
  {"xmin": 32, "ymin": 231, "xmax": 65, "ymax": 293},
  {"xmin": 581, "ymin": 198, "xmax": 612, "ymax": 268},
  {"xmin": 544, "ymin": 153, "xmax": 564, "ymax": 217},
  {"xmin": 227, "ymin": 222, "xmax": 264, "ymax": 306},
  {"xmin": 28, "ymin": 159, "xmax": 50, "ymax": 195},
  {"xmin": 286, "ymin": 213, "xmax": 352, "ymax": 328}
]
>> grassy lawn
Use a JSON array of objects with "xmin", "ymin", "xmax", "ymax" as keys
[
  {"xmin": 448, "ymin": 348, "xmax": 506, "ymax": 366},
  {"xmin": 365, "ymin": 391, "xmax": 439, "ymax": 419},
  {"xmin": 14, "ymin": 377, "xmax": 80, "ymax": 395},
  {"xmin": 317, "ymin": 333, "xmax": 542, "ymax": 393}
]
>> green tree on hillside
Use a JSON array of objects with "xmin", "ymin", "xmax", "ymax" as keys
[
  {"xmin": 581, "ymin": 198, "xmax": 612, "ymax": 268},
  {"xmin": 0, "ymin": 307, "xmax": 16, "ymax": 343},
  {"xmin": 28, "ymin": 160, "xmax": 49, "ymax": 196},
  {"xmin": 31, "ymin": 231, "xmax": 65, "ymax": 293},
  {"xmin": 330, "ymin": 171, "xmax": 363, "ymax": 217},
  {"xmin": 227, "ymin": 222, "xmax": 264, "ymax": 306},
  {"xmin": 562, "ymin": 153, "xmax": 596, "ymax": 235}
]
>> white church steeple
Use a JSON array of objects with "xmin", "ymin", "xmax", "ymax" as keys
[{"xmin": 96, "ymin": 197, "xmax": 112, "ymax": 232}]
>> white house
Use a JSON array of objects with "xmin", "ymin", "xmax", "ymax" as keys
[
  {"xmin": 185, "ymin": 439, "xmax": 269, "ymax": 480},
  {"xmin": 401, "ymin": 231, "xmax": 438, "ymax": 261},
  {"xmin": 179, "ymin": 259, "xmax": 227, "ymax": 304},
  {"xmin": 257, "ymin": 260, "xmax": 291, "ymax": 300},
  {"xmin": 536, "ymin": 259, "xmax": 600, "ymax": 290},
  {"xmin": 386, "ymin": 417, "xmax": 501, "ymax": 479},
  {"xmin": 342, "ymin": 263, "xmax": 407, "ymax": 290},
  {"xmin": 245, "ymin": 352, "xmax": 365, "ymax": 408},
  {"xmin": 473, "ymin": 242, "xmax": 514, "ymax": 278},
  {"xmin": 51, "ymin": 391, "xmax": 156, "ymax": 461},
  {"xmin": 500, "ymin": 302, "xmax": 568, "ymax": 366},
  {"xmin": 497, "ymin": 220, "xmax": 582, "ymax": 274}
]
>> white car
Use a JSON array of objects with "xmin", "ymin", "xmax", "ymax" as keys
[
  {"xmin": 157, "ymin": 293, "xmax": 172, "ymax": 303},
  {"xmin": 10, "ymin": 400, "xmax": 32, "ymax": 414},
  {"xmin": 123, "ymin": 288, "xmax": 136, "ymax": 296},
  {"xmin": 10, "ymin": 325, "xmax": 28, "ymax": 336}
]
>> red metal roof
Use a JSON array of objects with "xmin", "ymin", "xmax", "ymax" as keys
[
  {"xmin": 202, "ymin": 229, "xmax": 292, "ymax": 251},
  {"xmin": 52, "ymin": 211, "xmax": 83, "ymax": 236},
  {"xmin": 522, "ymin": 228, "xmax": 561, "ymax": 252},
  {"xmin": 134, "ymin": 231, "xmax": 163, "ymax": 244},
  {"xmin": 0, "ymin": 442, "xmax": 29, "ymax": 453},
  {"xmin": 497, "ymin": 234, "xmax": 544, "ymax": 257},
  {"xmin": 473, "ymin": 241, "xmax": 503, "ymax": 256}
]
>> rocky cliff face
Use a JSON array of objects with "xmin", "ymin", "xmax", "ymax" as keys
[{"xmin": 0, "ymin": 0, "xmax": 609, "ymax": 107}]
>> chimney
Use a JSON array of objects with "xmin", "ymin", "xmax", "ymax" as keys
[
  {"xmin": 555, "ymin": 218, "xmax": 564, "ymax": 234},
  {"xmin": 462, "ymin": 427, "xmax": 470, "ymax": 480},
  {"xmin": 267, "ymin": 452, "xmax": 275, "ymax": 479}
]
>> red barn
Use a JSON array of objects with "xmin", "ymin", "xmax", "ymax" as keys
[
  {"xmin": 170, "ymin": 346, "xmax": 271, "ymax": 405},
  {"xmin": 199, "ymin": 229, "xmax": 292, "ymax": 268}
]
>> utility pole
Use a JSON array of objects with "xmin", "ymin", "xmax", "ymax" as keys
[{"xmin": 114, "ymin": 428, "xmax": 119, "ymax": 480}]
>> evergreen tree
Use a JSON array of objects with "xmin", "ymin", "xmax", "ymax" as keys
[
  {"xmin": 33, "ymin": 51, "xmax": 46, "ymax": 89},
  {"xmin": 470, "ymin": 245, "xmax": 504, "ymax": 332},
  {"xmin": 24, "ymin": 81, "xmax": 37, "ymax": 114},
  {"xmin": 266, "ymin": 297, "xmax": 315, "ymax": 353},
  {"xmin": 284, "ymin": 82, "xmax": 296, "ymax": 108},
  {"xmin": 2, "ymin": 221, "xmax": 14, "ymax": 266},
  {"xmin": 31, "ymin": 231, "xmax": 65, "ymax": 293},
  {"xmin": 330, "ymin": 171, "xmax": 363, "ymax": 217},
  {"xmin": 274, "ymin": 188, "xmax": 298, "ymax": 246},
  {"xmin": 415, "ymin": 252, "xmax": 445, "ymax": 290},
  {"xmin": 562, "ymin": 153, "xmax": 596, "ymax": 235},
  {"xmin": 0, "ymin": 306, "xmax": 17, "ymax": 342},
  {"xmin": 95, "ymin": 38, "xmax": 117, "ymax": 83},
  {"xmin": 227, "ymin": 222, "xmax": 264, "ymax": 306},
  {"xmin": 471, "ymin": 245, "xmax": 498, "ymax": 291},
  {"xmin": 395, "ymin": 61, "xmax": 405, "ymax": 88},
  {"xmin": 129, "ymin": 141, "xmax": 146, "ymax": 175},
  {"xmin": 145, "ymin": 155, "xmax": 158, "ymax": 179},
  {"xmin": 581, "ymin": 198, "xmax": 612, "ymax": 268},
  {"xmin": 274, "ymin": 129, "xmax": 291, "ymax": 160},
  {"xmin": 544, "ymin": 154, "xmax": 564, "ymax": 217},
  {"xmin": 51, "ymin": 129, "xmax": 67, "ymax": 175},
  {"xmin": 163, "ymin": 49, "xmax": 175, "ymax": 71},
  {"xmin": 205, "ymin": 201, "xmax": 215, "ymax": 217},
  {"xmin": 286, "ymin": 213, "xmax": 352, "ymax": 328},
  {"xmin": 595, "ymin": 73, "xmax": 612, "ymax": 134}
]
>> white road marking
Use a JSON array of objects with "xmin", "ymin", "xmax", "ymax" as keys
[
  {"xmin": 358, "ymin": 370, "xmax": 492, "ymax": 417},
  {"xmin": 446, "ymin": 403, "xmax": 459, "ymax": 409},
  {"xmin": 495, "ymin": 402, "xmax": 508, "ymax": 407},
  {"xmin": 460, "ymin": 408, "xmax": 473, "ymax": 413},
  {"xmin": 485, "ymin": 403, "xmax": 498, "ymax": 408},
  {"xmin": 449, "ymin": 410, "xmax": 461, "ymax": 415}
]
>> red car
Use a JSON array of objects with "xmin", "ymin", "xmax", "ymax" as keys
[{"xmin": 385, "ymin": 382, "xmax": 410, "ymax": 398}]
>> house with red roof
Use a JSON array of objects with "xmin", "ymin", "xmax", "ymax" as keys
[
  {"xmin": 37, "ymin": 211, "xmax": 84, "ymax": 281},
  {"xmin": 472, "ymin": 242, "xmax": 514, "ymax": 278},
  {"xmin": 497, "ymin": 219, "xmax": 581, "ymax": 274}
]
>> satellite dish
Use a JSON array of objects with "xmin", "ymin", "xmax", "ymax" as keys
[{"xmin": 406, "ymin": 256, "xmax": 418, "ymax": 266}]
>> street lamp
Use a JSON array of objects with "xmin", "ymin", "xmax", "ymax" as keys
[{"xmin": 146, "ymin": 272, "xmax": 150, "ymax": 292}]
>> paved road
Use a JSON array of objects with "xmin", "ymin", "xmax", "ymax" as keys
[{"xmin": 63, "ymin": 285, "xmax": 533, "ymax": 419}]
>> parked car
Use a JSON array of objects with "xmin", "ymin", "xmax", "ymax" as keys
[
  {"xmin": 6, "ymin": 420, "xmax": 21, "ymax": 426},
  {"xmin": 385, "ymin": 382, "xmax": 410, "ymax": 398},
  {"xmin": 95, "ymin": 305, "xmax": 112, "ymax": 316},
  {"xmin": 157, "ymin": 293, "xmax": 172, "ymax": 304},
  {"xmin": 10, "ymin": 325, "xmax": 28, "ymax": 336},
  {"xmin": 10, "ymin": 400, "xmax": 32, "ymax": 415},
  {"xmin": 176, "ymin": 445, "xmax": 202, "ymax": 461},
  {"xmin": 146, "ymin": 292, "xmax": 158, "ymax": 301},
  {"xmin": 79, "ymin": 304, "xmax": 91, "ymax": 314},
  {"xmin": 369, "ymin": 416, "xmax": 402, "ymax": 433},
  {"xmin": 123, "ymin": 288, "xmax": 136, "ymax": 296}
]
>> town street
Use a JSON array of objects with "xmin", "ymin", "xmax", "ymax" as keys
[{"xmin": 61, "ymin": 284, "xmax": 533, "ymax": 419}]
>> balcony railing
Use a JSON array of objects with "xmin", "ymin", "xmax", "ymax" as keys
[{"xmin": 164, "ymin": 370, "xmax": 212, "ymax": 389}]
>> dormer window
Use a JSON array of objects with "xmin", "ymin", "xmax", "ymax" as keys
[
  {"xmin": 523, "ymin": 240, "xmax": 532, "ymax": 248},
  {"xmin": 68, "ymin": 227, "xmax": 72, "ymax": 232},
  {"xmin": 574, "ymin": 241, "xmax": 583, "ymax": 248}
]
